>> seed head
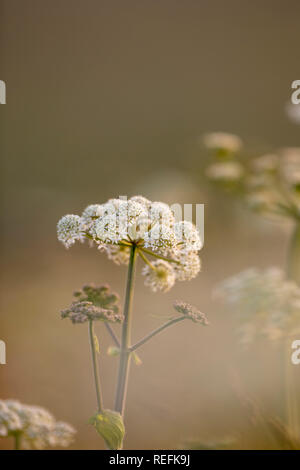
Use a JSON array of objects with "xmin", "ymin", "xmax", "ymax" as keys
[{"xmin": 173, "ymin": 301, "xmax": 209, "ymax": 325}]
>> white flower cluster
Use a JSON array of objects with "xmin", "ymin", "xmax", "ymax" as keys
[
  {"xmin": 57, "ymin": 196, "xmax": 202, "ymax": 292},
  {"xmin": 205, "ymin": 161, "xmax": 244, "ymax": 182},
  {"xmin": 203, "ymin": 132, "xmax": 243, "ymax": 153},
  {"xmin": 215, "ymin": 267, "xmax": 300, "ymax": 344},
  {"xmin": 204, "ymin": 131, "xmax": 300, "ymax": 220},
  {"xmin": 142, "ymin": 260, "xmax": 176, "ymax": 293},
  {"xmin": 0, "ymin": 400, "xmax": 75, "ymax": 449}
]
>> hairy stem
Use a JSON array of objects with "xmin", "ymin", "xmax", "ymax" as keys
[
  {"xmin": 88, "ymin": 320, "xmax": 103, "ymax": 413},
  {"xmin": 130, "ymin": 316, "xmax": 186, "ymax": 352},
  {"xmin": 114, "ymin": 245, "xmax": 137, "ymax": 416}
]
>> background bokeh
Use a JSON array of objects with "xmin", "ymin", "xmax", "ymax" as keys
[{"xmin": 0, "ymin": 0, "xmax": 300, "ymax": 449}]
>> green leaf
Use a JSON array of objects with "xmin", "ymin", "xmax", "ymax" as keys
[{"xmin": 89, "ymin": 409, "xmax": 125, "ymax": 450}]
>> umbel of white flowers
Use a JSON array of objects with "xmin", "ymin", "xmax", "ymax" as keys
[
  {"xmin": 203, "ymin": 132, "xmax": 300, "ymax": 221},
  {"xmin": 57, "ymin": 196, "xmax": 202, "ymax": 292},
  {"xmin": 215, "ymin": 267, "xmax": 300, "ymax": 344},
  {"xmin": 0, "ymin": 400, "xmax": 76, "ymax": 450}
]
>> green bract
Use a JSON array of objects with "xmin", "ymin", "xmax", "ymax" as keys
[{"xmin": 89, "ymin": 409, "xmax": 125, "ymax": 450}]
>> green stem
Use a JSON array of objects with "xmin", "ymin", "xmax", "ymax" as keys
[
  {"xmin": 114, "ymin": 245, "xmax": 137, "ymax": 416},
  {"xmin": 104, "ymin": 322, "xmax": 120, "ymax": 348},
  {"xmin": 14, "ymin": 433, "xmax": 21, "ymax": 450},
  {"xmin": 130, "ymin": 316, "xmax": 186, "ymax": 352},
  {"xmin": 285, "ymin": 222, "xmax": 300, "ymax": 438},
  {"xmin": 287, "ymin": 222, "xmax": 300, "ymax": 284},
  {"xmin": 138, "ymin": 249, "xmax": 156, "ymax": 270},
  {"xmin": 88, "ymin": 320, "xmax": 103, "ymax": 413}
]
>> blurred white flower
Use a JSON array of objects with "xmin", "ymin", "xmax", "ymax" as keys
[
  {"xmin": 285, "ymin": 101, "xmax": 300, "ymax": 125},
  {"xmin": 280, "ymin": 147, "xmax": 300, "ymax": 187},
  {"xmin": 215, "ymin": 267, "xmax": 300, "ymax": 343},
  {"xmin": 203, "ymin": 132, "xmax": 243, "ymax": 153},
  {"xmin": 0, "ymin": 400, "xmax": 76, "ymax": 449},
  {"xmin": 245, "ymin": 188, "xmax": 281, "ymax": 212},
  {"xmin": 251, "ymin": 154, "xmax": 279, "ymax": 173},
  {"xmin": 206, "ymin": 161, "xmax": 244, "ymax": 182}
]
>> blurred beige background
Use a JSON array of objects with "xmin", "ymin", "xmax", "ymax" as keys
[{"xmin": 0, "ymin": 0, "xmax": 299, "ymax": 449}]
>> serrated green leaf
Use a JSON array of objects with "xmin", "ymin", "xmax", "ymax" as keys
[{"xmin": 89, "ymin": 409, "xmax": 125, "ymax": 449}]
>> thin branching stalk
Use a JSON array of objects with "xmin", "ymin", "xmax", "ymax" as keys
[
  {"xmin": 138, "ymin": 249, "xmax": 156, "ymax": 270},
  {"xmin": 88, "ymin": 320, "xmax": 103, "ymax": 413},
  {"xmin": 104, "ymin": 323, "xmax": 120, "ymax": 348},
  {"xmin": 130, "ymin": 316, "xmax": 186, "ymax": 352},
  {"xmin": 114, "ymin": 245, "xmax": 137, "ymax": 416},
  {"xmin": 139, "ymin": 247, "xmax": 180, "ymax": 264}
]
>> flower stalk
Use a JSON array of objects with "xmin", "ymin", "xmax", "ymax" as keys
[
  {"xmin": 14, "ymin": 433, "xmax": 21, "ymax": 451},
  {"xmin": 287, "ymin": 222, "xmax": 300, "ymax": 285},
  {"xmin": 130, "ymin": 316, "xmax": 186, "ymax": 352},
  {"xmin": 104, "ymin": 323, "xmax": 120, "ymax": 348},
  {"xmin": 57, "ymin": 196, "xmax": 205, "ymax": 448},
  {"xmin": 88, "ymin": 320, "xmax": 103, "ymax": 413},
  {"xmin": 114, "ymin": 245, "xmax": 137, "ymax": 416}
]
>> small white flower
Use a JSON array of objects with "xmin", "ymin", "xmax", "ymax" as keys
[
  {"xmin": 280, "ymin": 147, "xmax": 300, "ymax": 187},
  {"xmin": 245, "ymin": 188, "xmax": 281, "ymax": 212},
  {"xmin": 105, "ymin": 244, "xmax": 131, "ymax": 265},
  {"xmin": 144, "ymin": 224, "xmax": 176, "ymax": 251},
  {"xmin": 174, "ymin": 251, "xmax": 201, "ymax": 281},
  {"xmin": 215, "ymin": 267, "xmax": 300, "ymax": 343},
  {"xmin": 251, "ymin": 154, "xmax": 279, "ymax": 172},
  {"xmin": 174, "ymin": 221, "xmax": 202, "ymax": 252},
  {"xmin": 130, "ymin": 195, "xmax": 151, "ymax": 209},
  {"xmin": 81, "ymin": 204, "xmax": 105, "ymax": 230},
  {"xmin": 206, "ymin": 161, "xmax": 244, "ymax": 182},
  {"xmin": 0, "ymin": 401, "xmax": 22, "ymax": 435},
  {"xmin": 57, "ymin": 214, "xmax": 83, "ymax": 248},
  {"xmin": 142, "ymin": 260, "xmax": 176, "ymax": 293},
  {"xmin": 92, "ymin": 214, "xmax": 126, "ymax": 244},
  {"xmin": 149, "ymin": 201, "xmax": 175, "ymax": 228},
  {"xmin": 203, "ymin": 132, "xmax": 243, "ymax": 153}
]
